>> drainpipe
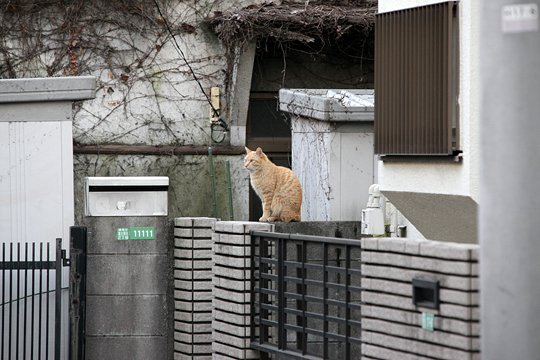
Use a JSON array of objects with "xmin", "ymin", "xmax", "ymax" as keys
[
  {"xmin": 208, "ymin": 147, "xmax": 218, "ymax": 218},
  {"xmin": 480, "ymin": 1, "xmax": 540, "ymax": 358},
  {"xmin": 225, "ymin": 160, "xmax": 234, "ymax": 220}
]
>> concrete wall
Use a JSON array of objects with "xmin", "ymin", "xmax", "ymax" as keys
[
  {"xmin": 170, "ymin": 218, "xmax": 481, "ymax": 359},
  {"xmin": 480, "ymin": 0, "xmax": 540, "ymax": 357},
  {"xmin": 84, "ymin": 216, "xmax": 173, "ymax": 360},
  {"xmin": 0, "ymin": 76, "xmax": 95, "ymax": 360},
  {"xmin": 377, "ymin": 0, "xmax": 480, "ymax": 201},
  {"xmin": 361, "ymin": 237, "xmax": 480, "ymax": 359},
  {"xmin": 291, "ymin": 117, "xmax": 375, "ymax": 221},
  {"xmin": 73, "ymin": 154, "xmax": 249, "ymax": 224},
  {"xmin": 376, "ymin": 0, "xmax": 481, "ymax": 243}
]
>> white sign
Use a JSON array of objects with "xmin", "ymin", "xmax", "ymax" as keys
[{"xmin": 502, "ymin": 3, "xmax": 539, "ymax": 33}]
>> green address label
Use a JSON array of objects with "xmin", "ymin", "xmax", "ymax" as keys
[
  {"xmin": 421, "ymin": 312, "xmax": 435, "ymax": 332},
  {"xmin": 117, "ymin": 227, "xmax": 155, "ymax": 240}
]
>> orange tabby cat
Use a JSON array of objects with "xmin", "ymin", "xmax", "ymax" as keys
[{"xmin": 244, "ymin": 147, "xmax": 302, "ymax": 222}]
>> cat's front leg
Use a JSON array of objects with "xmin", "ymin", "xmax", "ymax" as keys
[{"xmin": 259, "ymin": 200, "xmax": 272, "ymax": 222}]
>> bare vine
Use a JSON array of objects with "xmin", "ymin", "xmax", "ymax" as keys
[{"xmin": 0, "ymin": 0, "xmax": 226, "ymax": 146}]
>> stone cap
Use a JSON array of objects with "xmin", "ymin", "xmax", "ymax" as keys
[
  {"xmin": 279, "ymin": 88, "xmax": 374, "ymax": 122},
  {"xmin": 0, "ymin": 76, "xmax": 96, "ymax": 103}
]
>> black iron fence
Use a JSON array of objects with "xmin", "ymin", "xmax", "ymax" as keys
[
  {"xmin": 0, "ymin": 238, "xmax": 70, "ymax": 360},
  {"xmin": 250, "ymin": 231, "xmax": 362, "ymax": 360}
]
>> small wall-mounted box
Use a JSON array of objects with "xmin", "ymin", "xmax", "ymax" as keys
[{"xmin": 84, "ymin": 176, "xmax": 169, "ymax": 217}]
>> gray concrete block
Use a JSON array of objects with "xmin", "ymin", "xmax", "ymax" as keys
[
  {"xmin": 361, "ymin": 292, "xmax": 478, "ymax": 321},
  {"xmin": 211, "ymin": 353, "xmax": 238, "ymax": 360},
  {"xmin": 174, "ymin": 331, "xmax": 212, "ymax": 344},
  {"xmin": 174, "ymin": 227, "xmax": 213, "ymax": 238},
  {"xmin": 419, "ymin": 241, "xmax": 478, "ymax": 261},
  {"xmin": 174, "ymin": 217, "xmax": 217, "ymax": 228},
  {"xmin": 274, "ymin": 221, "xmax": 362, "ymax": 239},
  {"xmin": 175, "ymin": 259, "xmax": 212, "ymax": 270},
  {"xmin": 213, "ymin": 288, "xmax": 251, "ymax": 303},
  {"xmin": 87, "ymin": 295, "xmax": 168, "ymax": 336},
  {"xmin": 174, "ymin": 269, "xmax": 213, "ymax": 280},
  {"xmin": 214, "ymin": 221, "xmax": 234, "ymax": 233},
  {"xmin": 174, "ymin": 352, "xmax": 211, "ymax": 360},
  {"xmin": 361, "ymin": 264, "xmax": 478, "ymax": 291},
  {"xmin": 86, "ymin": 336, "xmax": 169, "ymax": 360},
  {"xmin": 361, "ymin": 251, "xmax": 474, "ymax": 275},
  {"xmin": 213, "ymin": 255, "xmax": 251, "ymax": 269},
  {"xmin": 175, "ymin": 342, "xmax": 212, "ymax": 354},
  {"xmin": 374, "ymin": 237, "xmax": 424, "ymax": 254},
  {"xmin": 362, "ymin": 343, "xmax": 435, "ymax": 360},
  {"xmin": 212, "ymin": 330, "xmax": 250, "ymax": 349},
  {"xmin": 361, "ymin": 305, "xmax": 479, "ymax": 336},
  {"xmin": 214, "ymin": 221, "xmax": 273, "ymax": 234},
  {"xmin": 175, "ymin": 248, "xmax": 212, "ymax": 259},
  {"xmin": 212, "ymin": 266, "xmax": 251, "ymax": 281},
  {"xmin": 87, "ymin": 254, "xmax": 169, "ymax": 295},
  {"xmin": 175, "ymin": 238, "xmax": 213, "ymax": 249},
  {"xmin": 174, "ymin": 309, "xmax": 212, "ymax": 322},
  {"xmin": 213, "ymin": 319, "xmax": 254, "ymax": 337},
  {"xmin": 213, "ymin": 309, "xmax": 252, "ymax": 326},
  {"xmin": 214, "ymin": 233, "xmax": 246, "ymax": 245},
  {"xmin": 175, "ymin": 299, "xmax": 212, "ymax": 312},
  {"xmin": 361, "ymin": 237, "xmax": 379, "ymax": 250},
  {"xmin": 213, "ymin": 243, "xmax": 251, "ymax": 257},
  {"xmin": 175, "ymin": 289, "xmax": 212, "ymax": 302},
  {"xmin": 213, "ymin": 277, "xmax": 251, "ymax": 292},
  {"xmin": 362, "ymin": 318, "xmax": 478, "ymax": 351},
  {"xmin": 362, "ymin": 331, "xmax": 476, "ymax": 360},
  {"xmin": 212, "ymin": 342, "xmax": 259, "ymax": 359},
  {"xmin": 175, "ymin": 320, "xmax": 211, "ymax": 333},
  {"xmin": 175, "ymin": 279, "xmax": 212, "ymax": 291},
  {"xmin": 361, "ymin": 278, "xmax": 479, "ymax": 306},
  {"xmin": 213, "ymin": 298, "xmax": 251, "ymax": 315},
  {"xmin": 84, "ymin": 216, "xmax": 171, "ymax": 255}
]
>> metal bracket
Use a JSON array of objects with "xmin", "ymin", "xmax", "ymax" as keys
[{"xmin": 62, "ymin": 249, "xmax": 71, "ymax": 267}]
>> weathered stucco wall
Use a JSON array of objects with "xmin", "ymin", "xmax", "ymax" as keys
[
  {"xmin": 0, "ymin": 0, "xmax": 374, "ymax": 223},
  {"xmin": 74, "ymin": 154, "xmax": 249, "ymax": 223}
]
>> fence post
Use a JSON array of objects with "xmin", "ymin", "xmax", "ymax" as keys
[
  {"xmin": 69, "ymin": 226, "xmax": 87, "ymax": 360},
  {"xmin": 55, "ymin": 238, "xmax": 62, "ymax": 360}
]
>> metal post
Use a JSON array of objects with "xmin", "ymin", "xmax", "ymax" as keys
[
  {"xmin": 55, "ymin": 239, "xmax": 62, "ymax": 360},
  {"xmin": 480, "ymin": 1, "xmax": 540, "ymax": 358},
  {"xmin": 226, "ymin": 160, "xmax": 234, "ymax": 220},
  {"xmin": 208, "ymin": 147, "xmax": 218, "ymax": 218},
  {"xmin": 69, "ymin": 226, "xmax": 87, "ymax": 360}
]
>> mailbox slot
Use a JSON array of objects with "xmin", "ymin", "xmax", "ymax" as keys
[
  {"xmin": 84, "ymin": 176, "xmax": 169, "ymax": 217},
  {"xmin": 412, "ymin": 278, "xmax": 440, "ymax": 309}
]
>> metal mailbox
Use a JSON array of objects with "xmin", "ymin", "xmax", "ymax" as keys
[{"xmin": 84, "ymin": 176, "xmax": 169, "ymax": 216}]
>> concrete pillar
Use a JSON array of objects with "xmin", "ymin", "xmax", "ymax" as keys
[
  {"xmin": 84, "ymin": 216, "xmax": 173, "ymax": 360},
  {"xmin": 173, "ymin": 217, "xmax": 217, "ymax": 360},
  {"xmin": 211, "ymin": 221, "xmax": 273, "ymax": 360},
  {"xmin": 480, "ymin": 1, "xmax": 540, "ymax": 358}
]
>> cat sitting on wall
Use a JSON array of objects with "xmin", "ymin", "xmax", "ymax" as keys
[{"xmin": 244, "ymin": 147, "xmax": 302, "ymax": 223}]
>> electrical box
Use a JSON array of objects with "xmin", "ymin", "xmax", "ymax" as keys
[
  {"xmin": 84, "ymin": 176, "xmax": 169, "ymax": 217},
  {"xmin": 361, "ymin": 208, "xmax": 385, "ymax": 236}
]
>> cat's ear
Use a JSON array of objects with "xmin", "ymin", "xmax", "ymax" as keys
[
  {"xmin": 256, "ymin": 147, "xmax": 263, "ymax": 156},
  {"xmin": 245, "ymin": 146, "xmax": 251, "ymax": 154}
]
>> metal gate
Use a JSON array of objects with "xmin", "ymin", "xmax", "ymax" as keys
[
  {"xmin": 0, "ymin": 227, "xmax": 86, "ymax": 360},
  {"xmin": 250, "ymin": 231, "xmax": 363, "ymax": 360}
]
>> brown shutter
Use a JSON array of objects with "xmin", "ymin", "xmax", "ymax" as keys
[{"xmin": 375, "ymin": 1, "xmax": 459, "ymax": 156}]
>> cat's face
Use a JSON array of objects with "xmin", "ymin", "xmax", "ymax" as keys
[{"xmin": 244, "ymin": 147, "xmax": 265, "ymax": 172}]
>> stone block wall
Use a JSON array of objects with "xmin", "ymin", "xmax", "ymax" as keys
[
  {"xmin": 172, "ymin": 219, "xmax": 480, "ymax": 360},
  {"xmin": 212, "ymin": 221, "xmax": 274, "ymax": 360},
  {"xmin": 361, "ymin": 238, "xmax": 479, "ymax": 360},
  {"xmin": 173, "ymin": 217, "xmax": 217, "ymax": 360}
]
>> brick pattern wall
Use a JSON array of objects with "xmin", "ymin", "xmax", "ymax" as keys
[
  {"xmin": 173, "ymin": 217, "xmax": 217, "ymax": 360},
  {"xmin": 211, "ymin": 221, "xmax": 274, "ymax": 360},
  {"xmin": 361, "ymin": 238, "xmax": 479, "ymax": 360}
]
